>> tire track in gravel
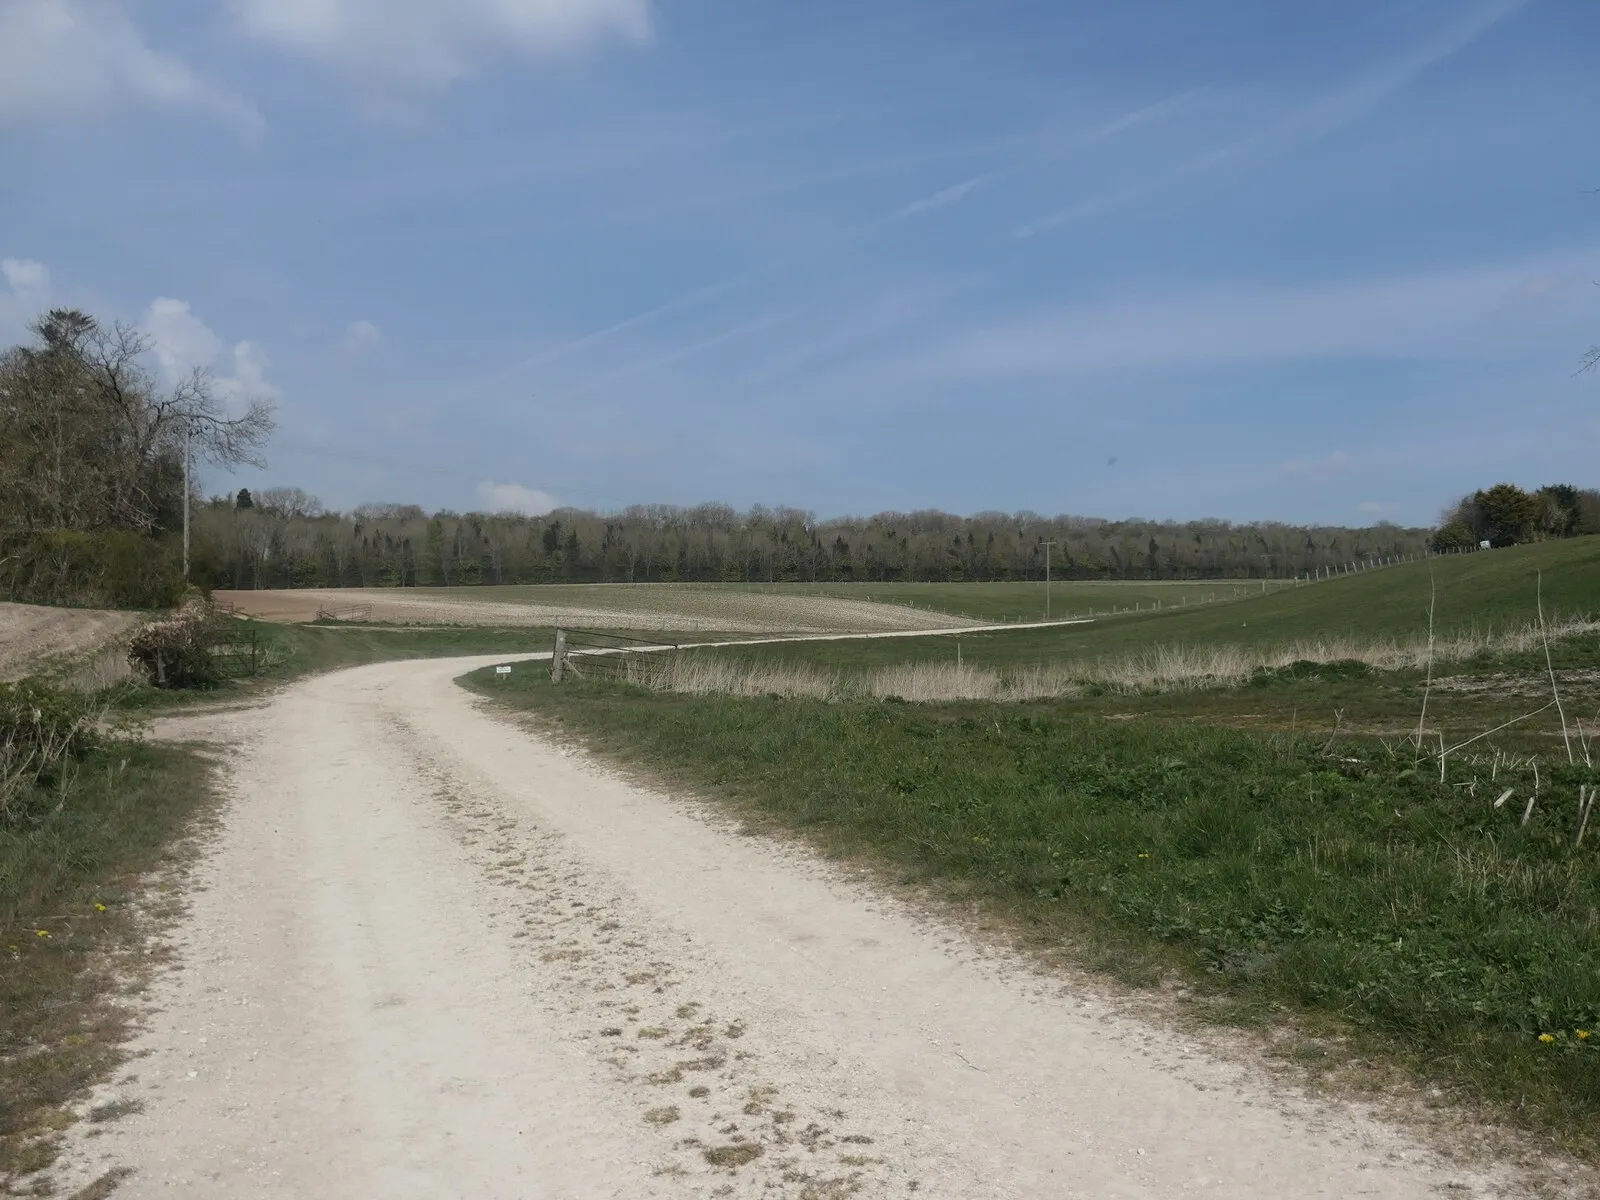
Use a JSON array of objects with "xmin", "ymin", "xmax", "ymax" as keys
[{"xmin": 390, "ymin": 712, "xmax": 909, "ymax": 1196}]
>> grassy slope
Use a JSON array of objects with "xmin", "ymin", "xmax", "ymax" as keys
[
  {"xmin": 467, "ymin": 663, "xmax": 1600, "ymax": 1157},
  {"xmin": 697, "ymin": 539, "xmax": 1600, "ymax": 672},
  {"xmin": 723, "ymin": 580, "xmax": 1284, "ymax": 623}
]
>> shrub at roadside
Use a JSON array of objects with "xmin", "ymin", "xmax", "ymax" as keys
[
  {"xmin": 0, "ymin": 680, "xmax": 102, "ymax": 826},
  {"xmin": 126, "ymin": 600, "xmax": 229, "ymax": 689}
]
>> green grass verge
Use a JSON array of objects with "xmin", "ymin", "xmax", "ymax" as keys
[
  {"xmin": 466, "ymin": 665, "xmax": 1600, "ymax": 1156},
  {"xmin": 1, "ymin": 740, "xmax": 216, "ymax": 1181}
]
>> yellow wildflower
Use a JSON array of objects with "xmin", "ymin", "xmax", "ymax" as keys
[
  {"xmin": 1538, "ymin": 1033, "xmax": 1556, "ymax": 1044},
  {"xmin": 94, "ymin": 903, "xmax": 107, "ymax": 912},
  {"xmin": 35, "ymin": 930, "xmax": 50, "ymax": 939},
  {"xmin": 1578, "ymin": 1030, "xmax": 1592, "ymax": 1041}
]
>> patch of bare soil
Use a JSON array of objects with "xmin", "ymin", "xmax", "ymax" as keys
[{"xmin": 0, "ymin": 603, "xmax": 140, "ymax": 682}]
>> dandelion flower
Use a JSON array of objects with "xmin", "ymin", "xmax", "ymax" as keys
[
  {"xmin": 1538, "ymin": 1033, "xmax": 1556, "ymax": 1044},
  {"xmin": 94, "ymin": 903, "xmax": 107, "ymax": 913},
  {"xmin": 1137, "ymin": 852, "xmax": 1151, "ymax": 859},
  {"xmin": 35, "ymin": 930, "xmax": 50, "ymax": 939},
  {"xmin": 1578, "ymin": 1030, "xmax": 1592, "ymax": 1041}
]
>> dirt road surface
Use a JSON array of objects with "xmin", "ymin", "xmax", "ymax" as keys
[{"xmin": 56, "ymin": 657, "xmax": 1515, "ymax": 1199}]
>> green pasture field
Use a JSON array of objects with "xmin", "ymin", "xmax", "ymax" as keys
[
  {"xmin": 721, "ymin": 579, "xmax": 1287, "ymax": 623},
  {"xmin": 688, "ymin": 538, "xmax": 1600, "ymax": 673}
]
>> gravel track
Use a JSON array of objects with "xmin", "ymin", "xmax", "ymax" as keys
[{"xmin": 52, "ymin": 656, "xmax": 1519, "ymax": 1198}]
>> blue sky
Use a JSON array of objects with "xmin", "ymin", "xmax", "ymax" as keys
[{"xmin": 1, "ymin": 0, "xmax": 1596, "ymax": 525}]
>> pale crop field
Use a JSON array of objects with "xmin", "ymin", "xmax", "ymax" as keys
[{"xmin": 217, "ymin": 584, "xmax": 985, "ymax": 634}]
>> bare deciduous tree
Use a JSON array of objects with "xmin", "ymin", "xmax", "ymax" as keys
[{"xmin": 0, "ymin": 309, "xmax": 275, "ymax": 538}]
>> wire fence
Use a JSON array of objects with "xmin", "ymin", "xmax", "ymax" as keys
[{"xmin": 552, "ymin": 628, "xmax": 680, "ymax": 683}]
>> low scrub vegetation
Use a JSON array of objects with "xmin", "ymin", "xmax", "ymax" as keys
[
  {"xmin": 621, "ymin": 614, "xmax": 1600, "ymax": 703},
  {"xmin": 0, "ymin": 680, "xmax": 103, "ymax": 826},
  {"xmin": 126, "ymin": 599, "xmax": 232, "ymax": 689}
]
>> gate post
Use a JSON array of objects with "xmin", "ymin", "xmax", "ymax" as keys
[{"xmin": 550, "ymin": 628, "xmax": 567, "ymax": 682}]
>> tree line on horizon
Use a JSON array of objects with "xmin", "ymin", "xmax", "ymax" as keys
[
  {"xmin": 196, "ymin": 489, "xmax": 1435, "ymax": 590},
  {"xmin": 4, "ymin": 308, "xmax": 1593, "ymax": 602}
]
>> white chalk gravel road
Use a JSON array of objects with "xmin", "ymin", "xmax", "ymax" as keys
[{"xmin": 56, "ymin": 656, "xmax": 1518, "ymax": 1199}]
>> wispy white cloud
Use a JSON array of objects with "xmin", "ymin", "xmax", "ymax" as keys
[
  {"xmin": 0, "ymin": 0, "xmax": 261, "ymax": 133},
  {"xmin": 143, "ymin": 298, "xmax": 279, "ymax": 412},
  {"xmin": 476, "ymin": 480, "xmax": 558, "ymax": 515},
  {"xmin": 918, "ymin": 252, "xmax": 1600, "ymax": 379},
  {"xmin": 549, "ymin": 313, "xmax": 790, "ymax": 405},
  {"xmin": 1279, "ymin": 451, "xmax": 1356, "ymax": 481},
  {"xmin": 233, "ymin": 0, "xmax": 652, "ymax": 89},
  {"xmin": 343, "ymin": 319, "xmax": 383, "ymax": 353},
  {"xmin": 1358, "ymin": 500, "xmax": 1402, "ymax": 516},
  {"xmin": 0, "ymin": 256, "xmax": 51, "ymax": 344},
  {"xmin": 1013, "ymin": 0, "xmax": 1529, "ymax": 238},
  {"xmin": 897, "ymin": 174, "xmax": 991, "ymax": 218},
  {"xmin": 899, "ymin": 88, "xmax": 1206, "ymax": 223},
  {"xmin": 1, "ymin": 258, "xmax": 49, "ymax": 294}
]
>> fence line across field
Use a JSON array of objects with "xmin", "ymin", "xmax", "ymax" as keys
[{"xmin": 545, "ymin": 617, "xmax": 1096, "ymax": 684}]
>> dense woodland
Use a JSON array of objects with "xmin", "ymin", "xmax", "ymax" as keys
[{"xmin": 194, "ymin": 492, "xmax": 1433, "ymax": 589}]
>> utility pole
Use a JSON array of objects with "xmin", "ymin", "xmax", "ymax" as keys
[
  {"xmin": 182, "ymin": 418, "xmax": 191, "ymax": 583},
  {"xmin": 1040, "ymin": 539, "xmax": 1057, "ymax": 619}
]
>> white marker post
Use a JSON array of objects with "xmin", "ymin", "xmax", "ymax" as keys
[{"xmin": 495, "ymin": 664, "xmax": 512, "ymax": 682}]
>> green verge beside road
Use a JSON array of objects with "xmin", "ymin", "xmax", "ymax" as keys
[
  {"xmin": 467, "ymin": 655, "xmax": 1600, "ymax": 1160},
  {"xmin": 1, "ymin": 697, "xmax": 216, "ymax": 1181}
]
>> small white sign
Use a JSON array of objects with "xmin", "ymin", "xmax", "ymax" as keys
[{"xmin": 495, "ymin": 665, "xmax": 512, "ymax": 676}]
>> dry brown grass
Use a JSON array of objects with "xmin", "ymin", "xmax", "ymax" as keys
[{"xmin": 620, "ymin": 616, "xmax": 1600, "ymax": 703}]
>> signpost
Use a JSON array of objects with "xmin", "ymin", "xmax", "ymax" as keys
[{"xmin": 495, "ymin": 664, "xmax": 512, "ymax": 681}]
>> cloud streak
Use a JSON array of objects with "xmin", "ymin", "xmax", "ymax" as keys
[
  {"xmin": 1013, "ymin": 0, "xmax": 1529, "ymax": 238},
  {"xmin": 476, "ymin": 480, "xmax": 558, "ymax": 515},
  {"xmin": 898, "ymin": 87, "xmax": 1207, "ymax": 223},
  {"xmin": 917, "ymin": 251, "xmax": 1600, "ymax": 378}
]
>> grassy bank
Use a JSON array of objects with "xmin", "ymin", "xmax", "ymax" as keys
[
  {"xmin": 698, "ymin": 539, "xmax": 1600, "ymax": 675},
  {"xmin": 468, "ymin": 664, "xmax": 1600, "ymax": 1156},
  {"xmin": 1, "ymin": 733, "xmax": 216, "ymax": 1182},
  {"xmin": 728, "ymin": 579, "xmax": 1281, "ymax": 623}
]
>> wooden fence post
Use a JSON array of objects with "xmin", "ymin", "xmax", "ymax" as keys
[{"xmin": 551, "ymin": 628, "xmax": 567, "ymax": 682}]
